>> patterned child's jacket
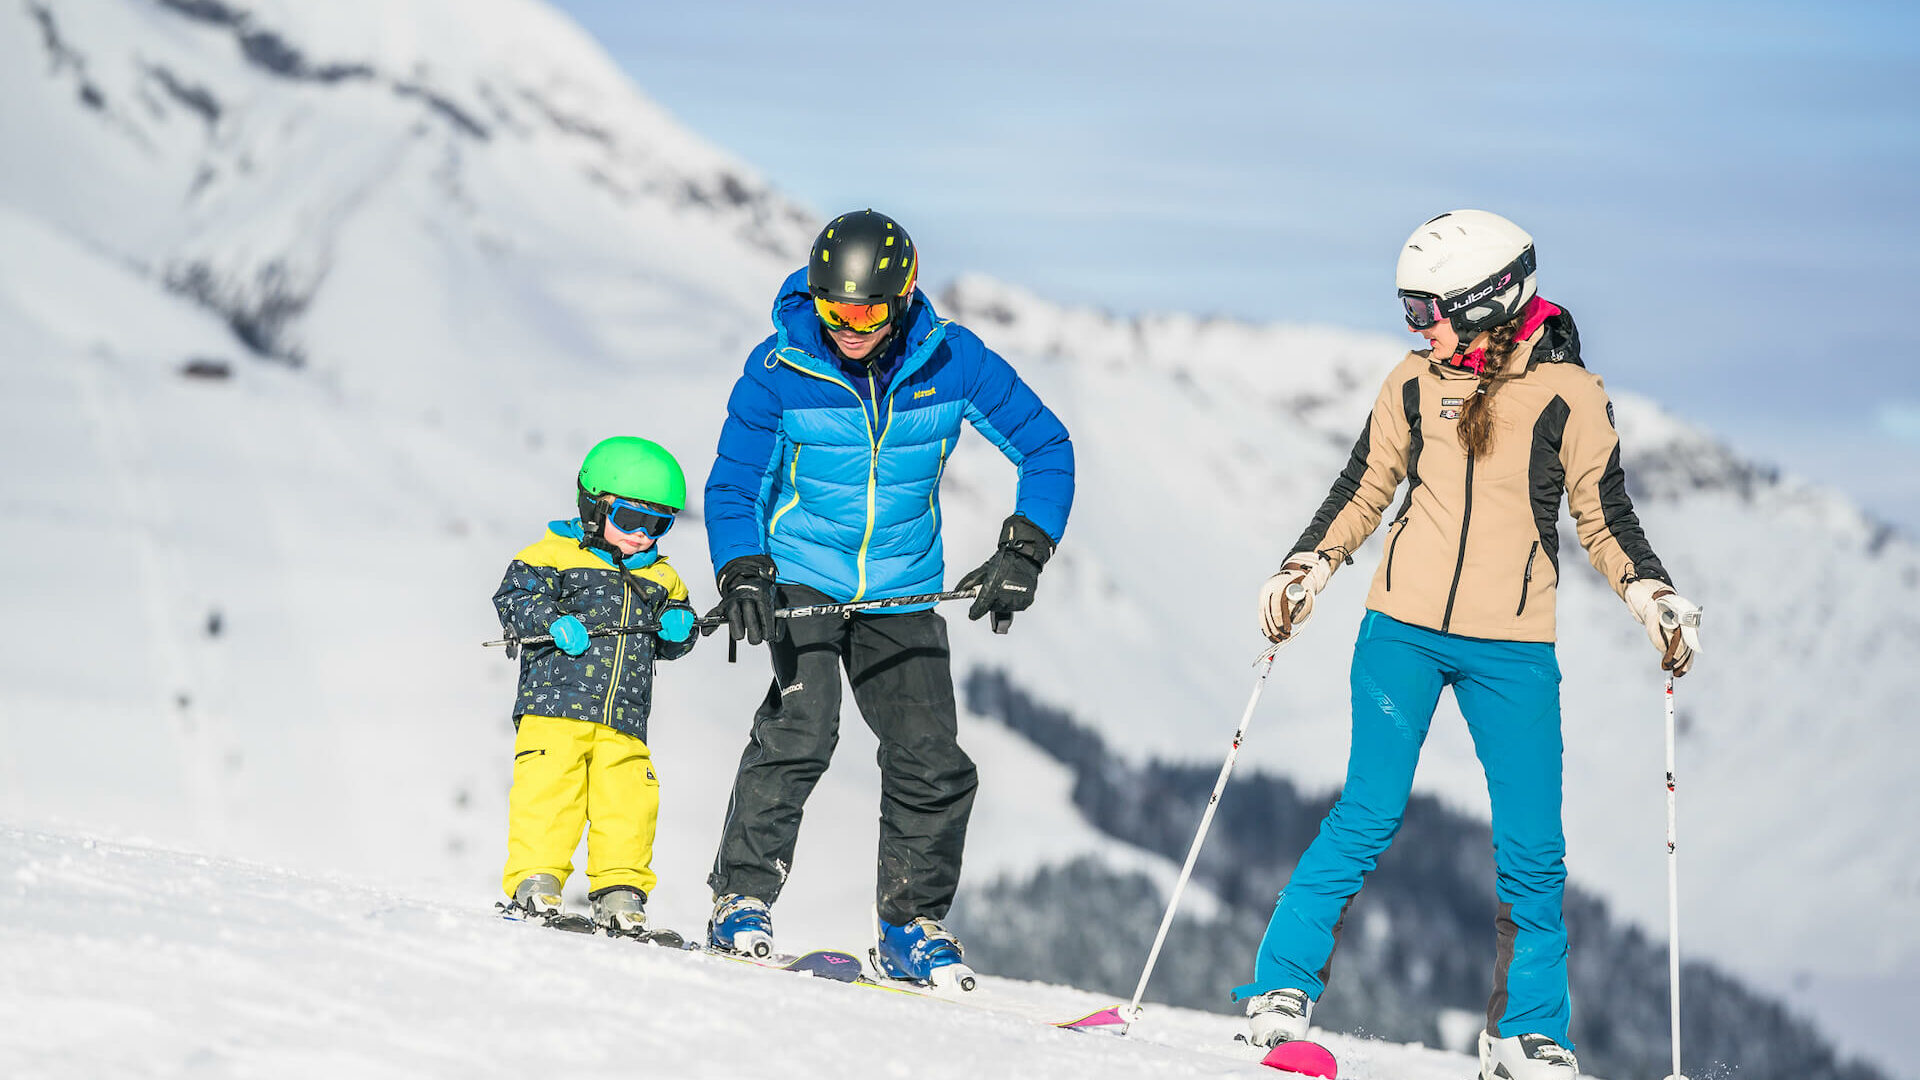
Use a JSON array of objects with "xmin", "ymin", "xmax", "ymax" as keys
[{"xmin": 492, "ymin": 519, "xmax": 696, "ymax": 741}]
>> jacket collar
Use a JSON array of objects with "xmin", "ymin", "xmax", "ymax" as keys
[{"xmin": 549, "ymin": 519, "xmax": 662, "ymax": 569}]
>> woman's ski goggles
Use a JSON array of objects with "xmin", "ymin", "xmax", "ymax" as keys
[
  {"xmin": 604, "ymin": 496, "xmax": 676, "ymax": 539},
  {"xmin": 1399, "ymin": 290, "xmax": 1445, "ymax": 330},
  {"xmin": 814, "ymin": 297, "xmax": 898, "ymax": 334}
]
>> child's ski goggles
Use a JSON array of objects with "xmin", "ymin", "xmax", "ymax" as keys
[
  {"xmin": 814, "ymin": 296, "xmax": 898, "ymax": 334},
  {"xmin": 605, "ymin": 497, "xmax": 675, "ymax": 539}
]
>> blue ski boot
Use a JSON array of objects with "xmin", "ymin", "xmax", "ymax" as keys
[
  {"xmin": 707, "ymin": 894, "xmax": 774, "ymax": 958},
  {"xmin": 873, "ymin": 914, "xmax": 977, "ymax": 991}
]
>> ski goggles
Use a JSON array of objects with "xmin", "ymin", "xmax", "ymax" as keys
[
  {"xmin": 1399, "ymin": 291, "xmax": 1444, "ymax": 330},
  {"xmin": 604, "ymin": 496, "xmax": 675, "ymax": 539},
  {"xmin": 814, "ymin": 297, "xmax": 899, "ymax": 335}
]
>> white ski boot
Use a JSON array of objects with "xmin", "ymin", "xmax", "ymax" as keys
[
  {"xmin": 589, "ymin": 886, "xmax": 648, "ymax": 936},
  {"xmin": 1245, "ymin": 987, "xmax": 1314, "ymax": 1047},
  {"xmin": 510, "ymin": 873, "xmax": 563, "ymax": 918},
  {"xmin": 1479, "ymin": 1031, "xmax": 1579, "ymax": 1080}
]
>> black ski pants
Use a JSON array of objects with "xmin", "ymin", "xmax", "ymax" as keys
[{"xmin": 707, "ymin": 585, "xmax": 978, "ymax": 925}]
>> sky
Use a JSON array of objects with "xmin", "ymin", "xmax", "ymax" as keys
[{"xmin": 553, "ymin": 0, "xmax": 1920, "ymax": 530}]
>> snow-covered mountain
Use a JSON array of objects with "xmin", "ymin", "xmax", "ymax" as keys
[{"xmin": 2, "ymin": 0, "xmax": 1914, "ymax": 1076}]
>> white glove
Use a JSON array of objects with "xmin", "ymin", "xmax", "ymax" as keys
[
  {"xmin": 1624, "ymin": 578, "xmax": 1702, "ymax": 676},
  {"xmin": 1259, "ymin": 552, "xmax": 1335, "ymax": 643}
]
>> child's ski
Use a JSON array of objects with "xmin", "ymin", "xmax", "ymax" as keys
[{"xmin": 496, "ymin": 901, "xmax": 595, "ymax": 935}]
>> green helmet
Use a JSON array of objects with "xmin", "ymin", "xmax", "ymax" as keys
[{"xmin": 576, "ymin": 436, "xmax": 687, "ymax": 516}]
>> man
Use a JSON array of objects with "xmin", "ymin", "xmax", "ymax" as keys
[{"xmin": 701, "ymin": 210, "xmax": 1074, "ymax": 987}]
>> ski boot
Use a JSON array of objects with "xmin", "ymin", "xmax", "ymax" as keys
[
  {"xmin": 1479, "ymin": 1031, "xmax": 1579, "ymax": 1080},
  {"xmin": 707, "ymin": 894, "xmax": 774, "ymax": 958},
  {"xmin": 1245, "ymin": 987, "xmax": 1314, "ymax": 1048},
  {"xmin": 502, "ymin": 873, "xmax": 593, "ymax": 932},
  {"xmin": 872, "ymin": 914, "xmax": 977, "ymax": 992},
  {"xmin": 510, "ymin": 873, "xmax": 564, "ymax": 918},
  {"xmin": 591, "ymin": 885, "xmax": 684, "ymax": 947},
  {"xmin": 590, "ymin": 885, "xmax": 648, "ymax": 936}
]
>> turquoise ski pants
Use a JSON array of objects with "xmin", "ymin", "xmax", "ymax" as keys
[{"xmin": 1235, "ymin": 611, "xmax": 1572, "ymax": 1045}]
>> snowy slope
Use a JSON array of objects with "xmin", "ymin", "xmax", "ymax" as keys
[
  {"xmin": 1, "ymin": 825, "xmax": 1484, "ymax": 1080},
  {"xmin": 1, "ymin": 0, "xmax": 1915, "ymax": 1073}
]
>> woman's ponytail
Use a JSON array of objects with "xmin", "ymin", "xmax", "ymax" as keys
[{"xmin": 1456, "ymin": 317, "xmax": 1523, "ymax": 458}]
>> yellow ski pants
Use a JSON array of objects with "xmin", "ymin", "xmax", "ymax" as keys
[{"xmin": 501, "ymin": 714, "xmax": 660, "ymax": 898}]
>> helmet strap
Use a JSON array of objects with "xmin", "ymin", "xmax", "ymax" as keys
[{"xmin": 575, "ymin": 484, "xmax": 622, "ymax": 557}]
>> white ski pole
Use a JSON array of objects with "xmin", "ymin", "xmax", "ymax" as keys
[
  {"xmin": 1120, "ymin": 587, "xmax": 1302, "ymax": 1032},
  {"xmin": 1663, "ymin": 673, "xmax": 1686, "ymax": 1080}
]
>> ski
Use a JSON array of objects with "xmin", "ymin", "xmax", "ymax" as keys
[
  {"xmin": 496, "ymin": 900, "xmax": 595, "ymax": 935},
  {"xmin": 1260, "ymin": 1040, "xmax": 1338, "ymax": 1077},
  {"xmin": 496, "ymin": 901, "xmax": 686, "ymax": 946},
  {"xmin": 703, "ymin": 947, "xmax": 867, "ymax": 984},
  {"xmin": 605, "ymin": 925, "xmax": 687, "ymax": 948}
]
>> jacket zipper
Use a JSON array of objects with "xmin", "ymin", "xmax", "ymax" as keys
[
  {"xmin": 1384, "ymin": 518, "xmax": 1408, "ymax": 592},
  {"xmin": 602, "ymin": 571, "xmax": 635, "ymax": 726},
  {"xmin": 1515, "ymin": 540, "xmax": 1539, "ymax": 617},
  {"xmin": 767, "ymin": 444, "xmax": 804, "ymax": 534},
  {"xmin": 930, "ymin": 438, "xmax": 949, "ymax": 531},
  {"xmin": 1439, "ymin": 451, "xmax": 1475, "ymax": 634}
]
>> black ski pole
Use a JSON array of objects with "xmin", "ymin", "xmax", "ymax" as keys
[
  {"xmin": 482, "ymin": 620, "xmax": 663, "ymax": 659},
  {"xmin": 486, "ymin": 589, "xmax": 992, "ymax": 658}
]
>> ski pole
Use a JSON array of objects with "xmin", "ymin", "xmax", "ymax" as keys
[
  {"xmin": 1658, "ymin": 603, "xmax": 1698, "ymax": 1080},
  {"xmin": 484, "ymin": 589, "xmax": 987, "ymax": 655},
  {"xmin": 750, "ymin": 588, "xmax": 980, "ymax": 624},
  {"xmin": 482, "ymin": 620, "xmax": 664, "ymax": 659},
  {"xmin": 1119, "ymin": 585, "xmax": 1304, "ymax": 1032},
  {"xmin": 1663, "ymin": 672, "xmax": 1685, "ymax": 1080}
]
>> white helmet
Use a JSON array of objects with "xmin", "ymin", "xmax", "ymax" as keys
[{"xmin": 1395, "ymin": 210, "xmax": 1537, "ymax": 337}]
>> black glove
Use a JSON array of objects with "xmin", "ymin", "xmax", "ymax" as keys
[
  {"xmin": 955, "ymin": 514, "xmax": 1054, "ymax": 629},
  {"xmin": 703, "ymin": 555, "xmax": 781, "ymax": 645}
]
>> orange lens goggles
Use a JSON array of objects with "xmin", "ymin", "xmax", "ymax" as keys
[{"xmin": 814, "ymin": 297, "xmax": 894, "ymax": 334}]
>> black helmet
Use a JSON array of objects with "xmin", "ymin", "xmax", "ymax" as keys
[{"xmin": 808, "ymin": 210, "xmax": 918, "ymax": 332}]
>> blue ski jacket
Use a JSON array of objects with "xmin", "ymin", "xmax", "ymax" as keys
[{"xmin": 706, "ymin": 268, "xmax": 1074, "ymax": 604}]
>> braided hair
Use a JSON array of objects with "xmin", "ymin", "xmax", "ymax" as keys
[{"xmin": 1455, "ymin": 315, "xmax": 1524, "ymax": 458}]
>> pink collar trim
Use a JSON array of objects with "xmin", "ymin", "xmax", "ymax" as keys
[{"xmin": 1453, "ymin": 296, "xmax": 1560, "ymax": 374}]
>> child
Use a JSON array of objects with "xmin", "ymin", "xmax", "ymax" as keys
[{"xmin": 492, "ymin": 436, "xmax": 699, "ymax": 936}]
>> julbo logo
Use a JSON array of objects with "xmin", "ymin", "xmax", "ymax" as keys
[{"xmin": 1461, "ymin": 271, "xmax": 1514, "ymax": 306}]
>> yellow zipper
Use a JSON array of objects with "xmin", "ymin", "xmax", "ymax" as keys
[
  {"xmin": 772, "ymin": 350, "xmax": 893, "ymax": 600},
  {"xmin": 930, "ymin": 438, "xmax": 948, "ymax": 531},
  {"xmin": 602, "ymin": 571, "xmax": 634, "ymax": 726},
  {"xmin": 767, "ymin": 443, "xmax": 803, "ymax": 534},
  {"xmin": 854, "ymin": 393, "xmax": 896, "ymax": 600}
]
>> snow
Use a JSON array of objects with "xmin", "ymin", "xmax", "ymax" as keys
[
  {"xmin": 1, "ymin": 0, "xmax": 1915, "ymax": 1075},
  {"xmin": 0, "ymin": 825, "xmax": 1479, "ymax": 1080}
]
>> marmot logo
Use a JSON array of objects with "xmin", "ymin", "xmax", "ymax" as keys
[
  {"xmin": 781, "ymin": 682, "xmax": 805, "ymax": 696},
  {"xmin": 913, "ymin": 388, "xmax": 937, "ymax": 399}
]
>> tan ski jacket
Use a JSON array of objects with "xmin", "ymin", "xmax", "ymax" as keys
[{"xmin": 1290, "ymin": 301, "xmax": 1670, "ymax": 643}]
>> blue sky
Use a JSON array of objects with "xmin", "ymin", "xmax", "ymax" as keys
[{"xmin": 555, "ymin": 0, "xmax": 1920, "ymax": 529}]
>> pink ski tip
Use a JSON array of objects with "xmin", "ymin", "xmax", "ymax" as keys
[
  {"xmin": 1056, "ymin": 1005, "xmax": 1130, "ymax": 1031},
  {"xmin": 1261, "ymin": 1039, "xmax": 1337, "ymax": 1077}
]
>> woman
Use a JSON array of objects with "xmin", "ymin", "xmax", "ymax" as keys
[{"xmin": 1239, "ymin": 210, "xmax": 1702, "ymax": 1080}]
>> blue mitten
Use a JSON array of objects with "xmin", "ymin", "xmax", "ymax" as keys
[
  {"xmin": 659, "ymin": 608, "xmax": 696, "ymax": 643},
  {"xmin": 548, "ymin": 615, "xmax": 590, "ymax": 656}
]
